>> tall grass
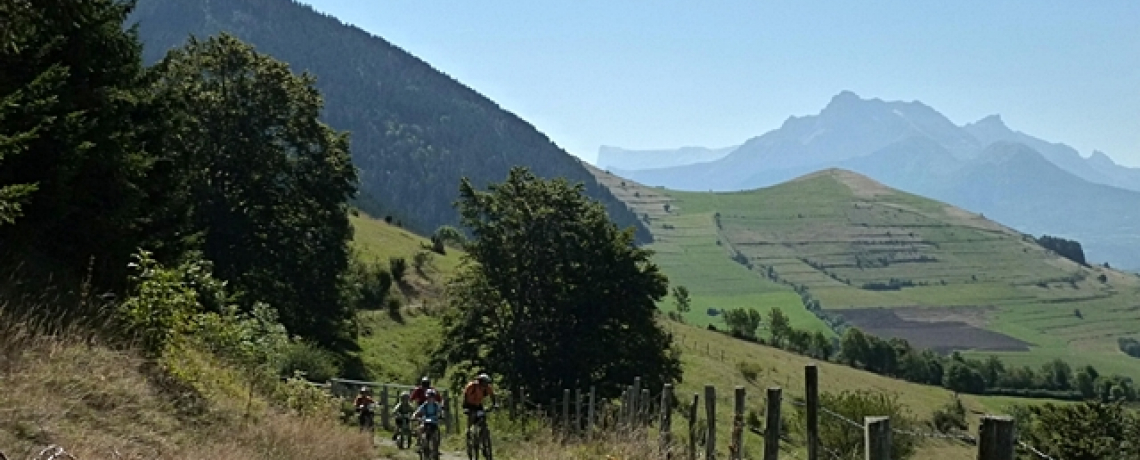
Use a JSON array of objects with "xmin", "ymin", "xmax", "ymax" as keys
[{"xmin": 0, "ymin": 303, "xmax": 373, "ymax": 460}]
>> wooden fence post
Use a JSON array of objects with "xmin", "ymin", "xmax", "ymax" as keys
[
  {"xmin": 864, "ymin": 416, "xmax": 891, "ymax": 460},
  {"xmin": 732, "ymin": 386, "xmax": 746, "ymax": 460},
  {"xmin": 508, "ymin": 388, "xmax": 517, "ymax": 420},
  {"xmin": 763, "ymin": 387, "xmax": 781, "ymax": 460},
  {"xmin": 660, "ymin": 384, "xmax": 674, "ymax": 453},
  {"xmin": 688, "ymin": 393, "xmax": 699, "ymax": 460},
  {"xmin": 575, "ymin": 388, "xmax": 583, "ymax": 434},
  {"xmin": 632, "ymin": 377, "xmax": 642, "ymax": 424},
  {"xmin": 705, "ymin": 385, "xmax": 717, "ymax": 460},
  {"xmin": 977, "ymin": 416, "xmax": 1016, "ymax": 460},
  {"xmin": 624, "ymin": 389, "xmax": 633, "ymax": 430},
  {"xmin": 380, "ymin": 385, "xmax": 390, "ymax": 431},
  {"xmin": 806, "ymin": 364, "xmax": 819, "ymax": 460},
  {"xmin": 588, "ymin": 386, "xmax": 596, "ymax": 438},
  {"xmin": 640, "ymin": 388, "xmax": 651, "ymax": 425},
  {"xmin": 562, "ymin": 389, "xmax": 571, "ymax": 436}
]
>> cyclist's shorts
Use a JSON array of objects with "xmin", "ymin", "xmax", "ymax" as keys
[{"xmin": 463, "ymin": 403, "xmax": 484, "ymax": 414}]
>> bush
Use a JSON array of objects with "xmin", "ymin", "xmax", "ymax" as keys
[
  {"xmin": 389, "ymin": 257, "xmax": 408, "ymax": 281},
  {"xmin": 795, "ymin": 390, "xmax": 918, "ymax": 460},
  {"xmin": 278, "ymin": 342, "xmax": 341, "ymax": 383},
  {"xmin": 351, "ymin": 259, "xmax": 392, "ymax": 310},
  {"xmin": 385, "ymin": 296, "xmax": 403, "ymax": 321},
  {"xmin": 931, "ymin": 396, "xmax": 967, "ymax": 433},
  {"xmin": 413, "ymin": 250, "xmax": 434, "ymax": 274},
  {"xmin": 276, "ymin": 371, "xmax": 341, "ymax": 418},
  {"xmin": 737, "ymin": 361, "xmax": 761, "ymax": 383}
]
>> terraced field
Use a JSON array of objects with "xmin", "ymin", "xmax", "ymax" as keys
[{"xmin": 590, "ymin": 166, "xmax": 1140, "ymax": 380}]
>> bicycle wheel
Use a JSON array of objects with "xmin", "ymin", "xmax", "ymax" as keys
[
  {"xmin": 465, "ymin": 424, "xmax": 477, "ymax": 460},
  {"xmin": 432, "ymin": 430, "xmax": 441, "ymax": 460},
  {"xmin": 480, "ymin": 426, "xmax": 493, "ymax": 460}
]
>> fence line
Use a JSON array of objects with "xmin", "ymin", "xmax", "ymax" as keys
[{"xmin": 326, "ymin": 364, "xmax": 1056, "ymax": 459}]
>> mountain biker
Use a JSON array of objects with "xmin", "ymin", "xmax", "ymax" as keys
[
  {"xmin": 391, "ymin": 391, "xmax": 415, "ymax": 441},
  {"xmin": 462, "ymin": 373, "xmax": 496, "ymax": 432},
  {"xmin": 354, "ymin": 386, "xmax": 376, "ymax": 429},
  {"xmin": 413, "ymin": 389, "xmax": 444, "ymax": 453},
  {"xmin": 410, "ymin": 376, "xmax": 444, "ymax": 406}
]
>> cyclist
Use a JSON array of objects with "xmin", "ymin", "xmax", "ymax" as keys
[
  {"xmin": 391, "ymin": 391, "xmax": 415, "ymax": 441},
  {"xmin": 353, "ymin": 386, "xmax": 376, "ymax": 430},
  {"xmin": 413, "ymin": 389, "xmax": 445, "ymax": 453},
  {"xmin": 411, "ymin": 376, "xmax": 444, "ymax": 406},
  {"xmin": 462, "ymin": 373, "xmax": 496, "ymax": 432}
]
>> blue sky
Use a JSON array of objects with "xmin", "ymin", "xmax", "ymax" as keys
[{"xmin": 301, "ymin": 1, "xmax": 1140, "ymax": 166}]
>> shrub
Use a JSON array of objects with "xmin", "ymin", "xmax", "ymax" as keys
[
  {"xmin": 746, "ymin": 408, "xmax": 762, "ymax": 432},
  {"xmin": 385, "ymin": 296, "xmax": 403, "ymax": 322},
  {"xmin": 389, "ymin": 257, "xmax": 408, "ymax": 281},
  {"xmin": 413, "ymin": 250, "xmax": 434, "ymax": 274},
  {"xmin": 115, "ymin": 250, "xmax": 227, "ymax": 357},
  {"xmin": 351, "ymin": 260, "xmax": 392, "ymax": 310},
  {"xmin": 737, "ymin": 361, "xmax": 761, "ymax": 383},
  {"xmin": 931, "ymin": 396, "xmax": 967, "ymax": 432},
  {"xmin": 276, "ymin": 371, "xmax": 341, "ymax": 418},
  {"xmin": 278, "ymin": 342, "xmax": 341, "ymax": 383},
  {"xmin": 795, "ymin": 390, "xmax": 918, "ymax": 460}
]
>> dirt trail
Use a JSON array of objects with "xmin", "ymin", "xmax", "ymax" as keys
[{"xmin": 373, "ymin": 434, "xmax": 466, "ymax": 460}]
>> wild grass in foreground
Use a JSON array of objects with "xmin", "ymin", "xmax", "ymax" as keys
[{"xmin": 0, "ymin": 305, "xmax": 373, "ymax": 460}]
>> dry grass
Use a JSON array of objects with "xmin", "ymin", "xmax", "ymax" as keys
[
  {"xmin": 496, "ymin": 428, "xmax": 666, "ymax": 460},
  {"xmin": 0, "ymin": 305, "xmax": 374, "ymax": 460}
]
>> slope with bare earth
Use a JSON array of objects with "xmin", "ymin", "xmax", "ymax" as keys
[{"xmin": 590, "ymin": 166, "xmax": 1140, "ymax": 380}]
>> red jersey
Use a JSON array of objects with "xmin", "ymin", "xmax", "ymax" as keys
[{"xmin": 410, "ymin": 387, "xmax": 443, "ymax": 405}]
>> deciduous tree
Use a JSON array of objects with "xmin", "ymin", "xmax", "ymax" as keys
[
  {"xmin": 149, "ymin": 34, "xmax": 358, "ymax": 346},
  {"xmin": 434, "ymin": 167, "xmax": 680, "ymax": 402}
]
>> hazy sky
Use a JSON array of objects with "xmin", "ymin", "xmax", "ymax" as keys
[{"xmin": 301, "ymin": 1, "xmax": 1140, "ymax": 166}]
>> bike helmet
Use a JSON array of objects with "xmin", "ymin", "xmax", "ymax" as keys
[
  {"xmin": 425, "ymin": 389, "xmax": 438, "ymax": 398},
  {"xmin": 420, "ymin": 376, "xmax": 431, "ymax": 387},
  {"xmin": 360, "ymin": 386, "xmax": 370, "ymax": 393},
  {"xmin": 477, "ymin": 373, "xmax": 491, "ymax": 384},
  {"xmin": 400, "ymin": 391, "xmax": 410, "ymax": 399}
]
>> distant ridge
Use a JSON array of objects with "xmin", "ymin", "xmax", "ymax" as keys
[
  {"xmin": 612, "ymin": 91, "xmax": 1140, "ymax": 269},
  {"xmin": 597, "ymin": 145, "xmax": 737, "ymax": 171}
]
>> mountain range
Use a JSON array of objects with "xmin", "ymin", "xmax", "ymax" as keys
[
  {"xmin": 596, "ymin": 145, "xmax": 737, "ymax": 171},
  {"xmin": 128, "ymin": 0, "xmax": 650, "ymax": 243},
  {"xmin": 614, "ymin": 91, "xmax": 1140, "ymax": 269}
]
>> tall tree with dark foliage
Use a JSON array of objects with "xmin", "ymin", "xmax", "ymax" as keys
[
  {"xmin": 0, "ymin": 0, "xmax": 152, "ymax": 287},
  {"xmin": 148, "ymin": 34, "xmax": 358, "ymax": 346},
  {"xmin": 436, "ymin": 167, "xmax": 680, "ymax": 402}
]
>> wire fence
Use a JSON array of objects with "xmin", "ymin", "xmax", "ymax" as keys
[{"xmin": 340, "ymin": 365, "xmax": 1060, "ymax": 460}]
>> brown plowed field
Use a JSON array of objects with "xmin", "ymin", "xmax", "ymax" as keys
[{"xmin": 834, "ymin": 306, "xmax": 1032, "ymax": 354}]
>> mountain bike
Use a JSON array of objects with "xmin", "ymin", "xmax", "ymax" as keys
[
  {"xmin": 418, "ymin": 419, "xmax": 441, "ymax": 460},
  {"xmin": 394, "ymin": 414, "xmax": 413, "ymax": 449},
  {"xmin": 358, "ymin": 403, "xmax": 377, "ymax": 433},
  {"xmin": 465, "ymin": 406, "xmax": 496, "ymax": 460}
]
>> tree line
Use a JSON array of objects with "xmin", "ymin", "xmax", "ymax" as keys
[{"xmin": 712, "ymin": 306, "xmax": 1137, "ymax": 404}]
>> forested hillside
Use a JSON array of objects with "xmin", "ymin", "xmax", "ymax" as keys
[{"xmin": 128, "ymin": 0, "xmax": 650, "ymax": 243}]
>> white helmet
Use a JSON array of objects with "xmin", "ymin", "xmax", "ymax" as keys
[{"xmin": 477, "ymin": 373, "xmax": 491, "ymax": 384}]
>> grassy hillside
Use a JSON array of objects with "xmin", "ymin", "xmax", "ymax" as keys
[
  {"xmin": 591, "ymin": 166, "xmax": 1140, "ymax": 381},
  {"xmin": 360, "ymin": 308, "xmax": 1066, "ymax": 460},
  {"xmin": 0, "ymin": 308, "xmax": 372, "ymax": 459},
  {"xmin": 351, "ymin": 211, "xmax": 464, "ymax": 301}
]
